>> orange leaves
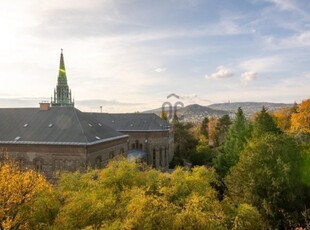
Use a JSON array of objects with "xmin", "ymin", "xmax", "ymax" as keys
[{"xmin": 290, "ymin": 98, "xmax": 310, "ymax": 134}]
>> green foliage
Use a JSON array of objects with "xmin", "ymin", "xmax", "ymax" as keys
[
  {"xmin": 300, "ymin": 146, "xmax": 310, "ymax": 187},
  {"xmin": 252, "ymin": 107, "xmax": 281, "ymax": 138},
  {"xmin": 169, "ymin": 156, "xmax": 184, "ymax": 169},
  {"xmin": 173, "ymin": 122, "xmax": 198, "ymax": 158},
  {"xmin": 0, "ymin": 158, "xmax": 225, "ymax": 229},
  {"xmin": 189, "ymin": 145, "xmax": 214, "ymax": 166},
  {"xmin": 232, "ymin": 204, "xmax": 265, "ymax": 230},
  {"xmin": 225, "ymin": 134, "xmax": 304, "ymax": 228},
  {"xmin": 214, "ymin": 107, "xmax": 252, "ymax": 177},
  {"xmin": 216, "ymin": 114, "xmax": 232, "ymax": 145},
  {"xmin": 200, "ymin": 117, "xmax": 209, "ymax": 137}
]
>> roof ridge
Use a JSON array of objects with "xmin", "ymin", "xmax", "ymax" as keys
[{"xmin": 73, "ymin": 108, "xmax": 88, "ymax": 144}]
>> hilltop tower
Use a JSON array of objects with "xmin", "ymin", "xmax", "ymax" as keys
[{"xmin": 51, "ymin": 49, "xmax": 74, "ymax": 107}]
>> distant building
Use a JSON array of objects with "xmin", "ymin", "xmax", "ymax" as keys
[{"xmin": 0, "ymin": 50, "xmax": 173, "ymax": 178}]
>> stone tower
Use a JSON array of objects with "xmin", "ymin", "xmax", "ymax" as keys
[{"xmin": 51, "ymin": 49, "xmax": 74, "ymax": 107}]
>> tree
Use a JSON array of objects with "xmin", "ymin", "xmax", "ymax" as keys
[
  {"xmin": 200, "ymin": 117, "xmax": 209, "ymax": 138},
  {"xmin": 51, "ymin": 158, "xmax": 226, "ymax": 229},
  {"xmin": 291, "ymin": 98, "xmax": 310, "ymax": 135},
  {"xmin": 173, "ymin": 122, "xmax": 198, "ymax": 159},
  {"xmin": 214, "ymin": 108, "xmax": 251, "ymax": 177},
  {"xmin": 160, "ymin": 108, "xmax": 168, "ymax": 121},
  {"xmin": 208, "ymin": 117, "xmax": 219, "ymax": 147},
  {"xmin": 189, "ymin": 146, "xmax": 214, "ymax": 166},
  {"xmin": 0, "ymin": 160, "xmax": 51, "ymax": 230},
  {"xmin": 216, "ymin": 114, "xmax": 232, "ymax": 145},
  {"xmin": 252, "ymin": 107, "xmax": 281, "ymax": 138},
  {"xmin": 225, "ymin": 134, "xmax": 304, "ymax": 228},
  {"xmin": 272, "ymin": 106, "xmax": 295, "ymax": 132}
]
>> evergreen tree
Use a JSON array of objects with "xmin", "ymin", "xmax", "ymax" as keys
[
  {"xmin": 214, "ymin": 108, "xmax": 251, "ymax": 178},
  {"xmin": 216, "ymin": 114, "xmax": 232, "ymax": 145},
  {"xmin": 252, "ymin": 107, "xmax": 281, "ymax": 138}
]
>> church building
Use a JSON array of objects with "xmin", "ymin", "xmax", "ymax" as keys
[{"xmin": 0, "ymin": 51, "xmax": 173, "ymax": 178}]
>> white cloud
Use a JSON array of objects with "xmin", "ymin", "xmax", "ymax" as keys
[
  {"xmin": 205, "ymin": 66, "xmax": 234, "ymax": 79},
  {"xmin": 154, "ymin": 67, "xmax": 166, "ymax": 73},
  {"xmin": 265, "ymin": 31, "xmax": 310, "ymax": 49},
  {"xmin": 239, "ymin": 56, "xmax": 283, "ymax": 73},
  {"xmin": 240, "ymin": 71, "xmax": 258, "ymax": 84},
  {"xmin": 267, "ymin": 0, "xmax": 297, "ymax": 11}
]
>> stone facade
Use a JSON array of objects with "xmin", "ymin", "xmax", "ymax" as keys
[
  {"xmin": 125, "ymin": 130, "xmax": 174, "ymax": 169},
  {"xmin": 0, "ymin": 137, "xmax": 128, "ymax": 179}
]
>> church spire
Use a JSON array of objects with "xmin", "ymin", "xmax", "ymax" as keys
[
  {"xmin": 51, "ymin": 49, "xmax": 74, "ymax": 107},
  {"xmin": 57, "ymin": 48, "xmax": 68, "ymax": 85}
]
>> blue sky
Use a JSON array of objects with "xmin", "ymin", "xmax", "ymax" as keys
[{"xmin": 0, "ymin": 0, "xmax": 309, "ymax": 112}]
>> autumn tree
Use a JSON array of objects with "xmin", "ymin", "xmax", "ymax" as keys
[
  {"xmin": 160, "ymin": 108, "xmax": 168, "ymax": 121},
  {"xmin": 272, "ymin": 106, "xmax": 296, "ymax": 132},
  {"xmin": 0, "ymin": 160, "xmax": 51, "ymax": 230},
  {"xmin": 200, "ymin": 117, "xmax": 209, "ymax": 138},
  {"xmin": 208, "ymin": 117, "xmax": 219, "ymax": 147},
  {"xmin": 291, "ymin": 98, "xmax": 310, "ymax": 135},
  {"xmin": 51, "ymin": 158, "xmax": 226, "ymax": 229}
]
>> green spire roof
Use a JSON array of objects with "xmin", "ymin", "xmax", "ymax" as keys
[
  {"xmin": 52, "ymin": 49, "xmax": 74, "ymax": 107},
  {"xmin": 58, "ymin": 49, "xmax": 67, "ymax": 85}
]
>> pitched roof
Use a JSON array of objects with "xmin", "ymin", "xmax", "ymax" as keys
[
  {"xmin": 88, "ymin": 113, "xmax": 171, "ymax": 132},
  {"xmin": 0, "ymin": 107, "xmax": 127, "ymax": 145}
]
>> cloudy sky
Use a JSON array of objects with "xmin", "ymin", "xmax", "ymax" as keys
[{"xmin": 0, "ymin": 0, "xmax": 309, "ymax": 112}]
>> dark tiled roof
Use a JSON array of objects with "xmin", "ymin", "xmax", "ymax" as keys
[
  {"xmin": 0, "ymin": 107, "xmax": 127, "ymax": 145},
  {"xmin": 88, "ymin": 113, "xmax": 170, "ymax": 132}
]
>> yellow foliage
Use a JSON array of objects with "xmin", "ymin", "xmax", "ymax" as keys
[
  {"xmin": 272, "ymin": 107, "xmax": 293, "ymax": 132},
  {"xmin": 291, "ymin": 98, "xmax": 310, "ymax": 134},
  {"xmin": 0, "ymin": 161, "xmax": 50, "ymax": 229}
]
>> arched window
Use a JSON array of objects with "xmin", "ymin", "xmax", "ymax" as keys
[
  {"xmin": 95, "ymin": 156, "xmax": 102, "ymax": 169},
  {"xmin": 139, "ymin": 143, "xmax": 143, "ymax": 150},
  {"xmin": 33, "ymin": 158, "xmax": 43, "ymax": 172}
]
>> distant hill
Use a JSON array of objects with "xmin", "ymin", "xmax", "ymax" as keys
[
  {"xmin": 145, "ymin": 104, "xmax": 229, "ymax": 122},
  {"xmin": 145, "ymin": 102, "xmax": 293, "ymax": 122},
  {"xmin": 176, "ymin": 104, "xmax": 229, "ymax": 122},
  {"xmin": 208, "ymin": 102, "xmax": 293, "ymax": 117}
]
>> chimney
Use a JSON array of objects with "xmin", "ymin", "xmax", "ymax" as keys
[{"xmin": 39, "ymin": 102, "xmax": 50, "ymax": 111}]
